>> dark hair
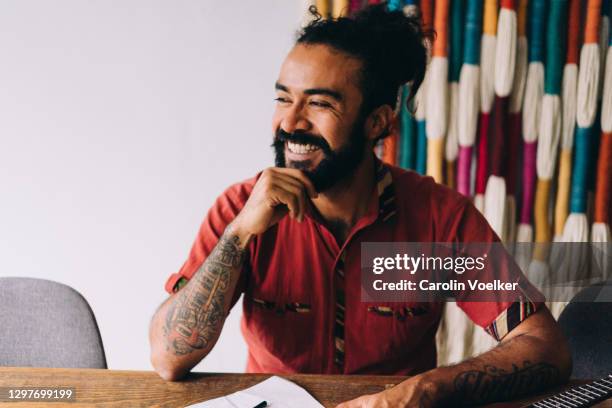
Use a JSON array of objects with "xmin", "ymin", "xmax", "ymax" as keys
[{"xmin": 297, "ymin": 4, "xmax": 431, "ymax": 118}]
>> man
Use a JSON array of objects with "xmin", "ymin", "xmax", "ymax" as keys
[{"xmin": 149, "ymin": 5, "xmax": 571, "ymax": 407}]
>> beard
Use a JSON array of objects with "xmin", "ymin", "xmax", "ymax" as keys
[{"xmin": 271, "ymin": 118, "xmax": 367, "ymax": 192}]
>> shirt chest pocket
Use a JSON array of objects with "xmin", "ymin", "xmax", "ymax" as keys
[
  {"xmin": 243, "ymin": 286, "xmax": 316, "ymax": 368},
  {"xmin": 361, "ymin": 302, "xmax": 439, "ymax": 358},
  {"xmin": 246, "ymin": 265, "xmax": 314, "ymax": 316}
]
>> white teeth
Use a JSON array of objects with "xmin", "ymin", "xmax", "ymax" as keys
[{"xmin": 287, "ymin": 141, "xmax": 320, "ymax": 154}]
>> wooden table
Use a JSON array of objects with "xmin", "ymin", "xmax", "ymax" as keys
[{"xmin": 0, "ymin": 367, "xmax": 609, "ymax": 407}]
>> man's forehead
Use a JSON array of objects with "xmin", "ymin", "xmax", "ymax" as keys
[{"xmin": 277, "ymin": 44, "xmax": 362, "ymax": 92}]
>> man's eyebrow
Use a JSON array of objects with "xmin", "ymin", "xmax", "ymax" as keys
[
  {"xmin": 275, "ymin": 82, "xmax": 289, "ymax": 92},
  {"xmin": 275, "ymin": 82, "xmax": 343, "ymax": 101},
  {"xmin": 304, "ymin": 88, "xmax": 343, "ymax": 101}
]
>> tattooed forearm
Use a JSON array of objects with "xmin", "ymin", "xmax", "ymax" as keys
[
  {"xmin": 382, "ymin": 310, "xmax": 570, "ymax": 407},
  {"xmin": 163, "ymin": 227, "xmax": 246, "ymax": 355},
  {"xmin": 453, "ymin": 361, "xmax": 560, "ymax": 404}
]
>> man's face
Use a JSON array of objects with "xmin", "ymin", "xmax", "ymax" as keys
[{"xmin": 272, "ymin": 43, "xmax": 369, "ymax": 192}]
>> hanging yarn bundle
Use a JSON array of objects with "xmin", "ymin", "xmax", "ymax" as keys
[
  {"xmin": 425, "ymin": 0, "xmax": 449, "ymax": 183},
  {"xmin": 414, "ymin": 0, "xmax": 434, "ymax": 175},
  {"xmin": 435, "ymin": 0, "xmax": 465, "ymax": 361},
  {"xmin": 516, "ymin": 0, "xmax": 547, "ymax": 246},
  {"xmin": 534, "ymin": 1, "xmax": 568, "ymax": 246},
  {"xmin": 398, "ymin": 0, "xmax": 419, "ymax": 170},
  {"xmin": 592, "ymin": 2, "xmax": 612, "ymax": 245},
  {"xmin": 549, "ymin": 0, "xmax": 582, "ymax": 319},
  {"xmin": 471, "ymin": 2, "xmax": 514, "ymax": 358},
  {"xmin": 587, "ymin": 1, "xmax": 609, "ymax": 225},
  {"xmin": 332, "ymin": 0, "xmax": 349, "ymax": 17},
  {"xmin": 554, "ymin": 0, "xmax": 582, "ymax": 242},
  {"xmin": 457, "ymin": 0, "xmax": 483, "ymax": 198},
  {"xmin": 474, "ymin": 0, "xmax": 498, "ymax": 213},
  {"xmin": 563, "ymin": 0, "xmax": 602, "ymax": 243},
  {"xmin": 528, "ymin": 0, "xmax": 569, "ymax": 312},
  {"xmin": 484, "ymin": 0, "xmax": 517, "ymax": 242},
  {"xmin": 444, "ymin": 0, "xmax": 464, "ymax": 189},
  {"xmin": 381, "ymin": 0, "xmax": 405, "ymax": 166},
  {"xmin": 505, "ymin": 0, "xmax": 529, "ymax": 246},
  {"xmin": 316, "ymin": 0, "xmax": 331, "ymax": 18}
]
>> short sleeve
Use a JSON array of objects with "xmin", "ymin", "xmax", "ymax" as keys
[
  {"xmin": 442, "ymin": 198, "xmax": 545, "ymax": 341},
  {"xmin": 164, "ymin": 176, "xmax": 257, "ymax": 310}
]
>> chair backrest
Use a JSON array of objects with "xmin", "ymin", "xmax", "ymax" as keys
[
  {"xmin": 558, "ymin": 281, "xmax": 612, "ymax": 380},
  {"xmin": 0, "ymin": 277, "xmax": 107, "ymax": 368}
]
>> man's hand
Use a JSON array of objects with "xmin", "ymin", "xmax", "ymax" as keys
[
  {"xmin": 233, "ymin": 167, "xmax": 317, "ymax": 237},
  {"xmin": 336, "ymin": 376, "xmax": 438, "ymax": 408}
]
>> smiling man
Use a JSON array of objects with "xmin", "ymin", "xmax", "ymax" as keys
[{"xmin": 149, "ymin": 5, "xmax": 571, "ymax": 407}]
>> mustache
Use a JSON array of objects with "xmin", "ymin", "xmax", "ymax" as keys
[{"xmin": 272, "ymin": 128, "xmax": 332, "ymax": 153}]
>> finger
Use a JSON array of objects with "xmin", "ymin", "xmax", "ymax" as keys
[
  {"xmin": 272, "ymin": 171, "xmax": 308, "ymax": 193},
  {"xmin": 272, "ymin": 180, "xmax": 305, "ymax": 222},
  {"xmin": 270, "ymin": 174, "xmax": 309, "ymax": 220},
  {"xmin": 272, "ymin": 167, "xmax": 318, "ymax": 198},
  {"xmin": 270, "ymin": 167, "xmax": 315, "ymax": 197},
  {"xmin": 258, "ymin": 170, "xmax": 303, "ymax": 220},
  {"xmin": 269, "ymin": 185, "xmax": 301, "ymax": 221}
]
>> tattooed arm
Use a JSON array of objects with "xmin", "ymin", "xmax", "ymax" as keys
[
  {"xmin": 338, "ymin": 306, "xmax": 572, "ymax": 408},
  {"xmin": 437, "ymin": 306, "xmax": 571, "ymax": 406},
  {"xmin": 149, "ymin": 223, "xmax": 250, "ymax": 381},
  {"xmin": 149, "ymin": 168, "xmax": 317, "ymax": 381}
]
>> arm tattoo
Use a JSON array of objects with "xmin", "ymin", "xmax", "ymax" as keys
[
  {"xmin": 163, "ymin": 229, "xmax": 246, "ymax": 355},
  {"xmin": 453, "ymin": 361, "xmax": 560, "ymax": 404}
]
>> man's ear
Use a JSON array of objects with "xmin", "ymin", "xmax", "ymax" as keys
[{"xmin": 364, "ymin": 105, "xmax": 396, "ymax": 142}]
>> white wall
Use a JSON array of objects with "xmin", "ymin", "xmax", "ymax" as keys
[{"xmin": 0, "ymin": 0, "xmax": 306, "ymax": 371}]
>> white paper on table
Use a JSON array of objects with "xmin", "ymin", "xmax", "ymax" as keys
[{"xmin": 187, "ymin": 375, "xmax": 324, "ymax": 408}]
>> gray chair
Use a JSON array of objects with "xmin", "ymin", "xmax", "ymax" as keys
[
  {"xmin": 0, "ymin": 277, "xmax": 107, "ymax": 368},
  {"xmin": 558, "ymin": 280, "xmax": 612, "ymax": 379}
]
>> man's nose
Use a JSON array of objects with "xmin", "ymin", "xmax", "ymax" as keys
[{"xmin": 280, "ymin": 105, "xmax": 310, "ymax": 134}]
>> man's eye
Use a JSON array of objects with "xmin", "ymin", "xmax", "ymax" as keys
[
  {"xmin": 309, "ymin": 100, "xmax": 331, "ymax": 108},
  {"xmin": 274, "ymin": 97, "xmax": 290, "ymax": 104}
]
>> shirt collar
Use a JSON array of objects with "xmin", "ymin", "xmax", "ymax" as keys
[
  {"xmin": 338, "ymin": 156, "xmax": 397, "ymax": 241},
  {"xmin": 373, "ymin": 157, "xmax": 397, "ymax": 223}
]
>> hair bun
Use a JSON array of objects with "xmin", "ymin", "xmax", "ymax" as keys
[
  {"xmin": 298, "ymin": 3, "xmax": 432, "ymax": 114},
  {"xmin": 353, "ymin": 5, "xmax": 431, "ymax": 88}
]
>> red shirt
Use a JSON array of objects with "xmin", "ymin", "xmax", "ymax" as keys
[{"xmin": 165, "ymin": 160, "xmax": 540, "ymax": 375}]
